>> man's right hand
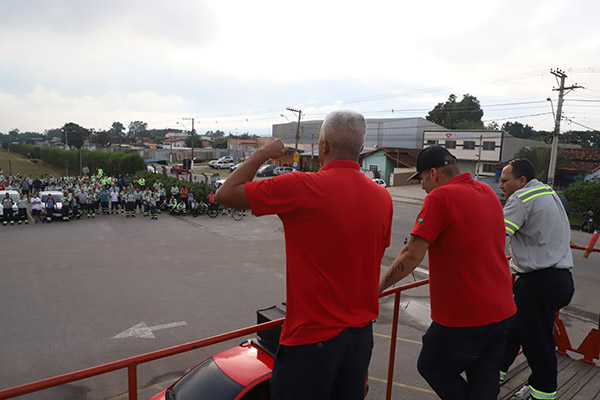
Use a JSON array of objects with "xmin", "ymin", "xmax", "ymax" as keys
[{"xmin": 255, "ymin": 138, "xmax": 286, "ymax": 161}]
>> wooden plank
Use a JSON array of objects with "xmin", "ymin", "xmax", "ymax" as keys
[
  {"xmin": 557, "ymin": 355, "xmax": 593, "ymax": 398},
  {"xmin": 498, "ymin": 353, "xmax": 600, "ymax": 400},
  {"xmin": 561, "ymin": 365, "xmax": 599, "ymax": 399}
]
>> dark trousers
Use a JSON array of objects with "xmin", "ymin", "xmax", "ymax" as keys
[
  {"xmin": 417, "ymin": 316, "xmax": 514, "ymax": 400},
  {"xmin": 18, "ymin": 208, "xmax": 27, "ymax": 220},
  {"xmin": 512, "ymin": 268, "xmax": 574, "ymax": 395},
  {"xmin": 270, "ymin": 323, "xmax": 373, "ymax": 400},
  {"xmin": 3, "ymin": 208, "xmax": 14, "ymax": 222}
]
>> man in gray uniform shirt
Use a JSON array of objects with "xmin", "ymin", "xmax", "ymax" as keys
[{"xmin": 499, "ymin": 158, "xmax": 574, "ymax": 400}]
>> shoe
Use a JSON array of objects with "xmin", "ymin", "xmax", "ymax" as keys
[{"xmin": 510, "ymin": 385, "xmax": 530, "ymax": 400}]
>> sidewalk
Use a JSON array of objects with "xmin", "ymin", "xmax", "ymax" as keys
[{"xmin": 387, "ymin": 184, "xmax": 426, "ymax": 205}]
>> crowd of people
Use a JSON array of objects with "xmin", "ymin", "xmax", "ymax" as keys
[{"xmin": 1, "ymin": 171, "xmax": 220, "ymax": 225}]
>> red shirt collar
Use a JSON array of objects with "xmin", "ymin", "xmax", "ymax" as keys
[{"xmin": 319, "ymin": 159, "xmax": 360, "ymax": 172}]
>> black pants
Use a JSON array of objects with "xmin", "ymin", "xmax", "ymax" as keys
[
  {"xmin": 270, "ymin": 323, "xmax": 373, "ymax": 400},
  {"xmin": 417, "ymin": 316, "xmax": 514, "ymax": 400},
  {"xmin": 3, "ymin": 208, "xmax": 14, "ymax": 222},
  {"xmin": 511, "ymin": 269, "xmax": 574, "ymax": 396}
]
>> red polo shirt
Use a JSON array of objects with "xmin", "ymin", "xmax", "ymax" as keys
[
  {"xmin": 245, "ymin": 160, "xmax": 393, "ymax": 346},
  {"xmin": 411, "ymin": 173, "xmax": 516, "ymax": 327}
]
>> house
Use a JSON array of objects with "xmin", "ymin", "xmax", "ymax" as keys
[
  {"xmin": 161, "ymin": 137, "xmax": 186, "ymax": 148},
  {"xmin": 359, "ymin": 148, "xmax": 420, "ymax": 186},
  {"xmin": 228, "ymin": 138, "xmax": 259, "ymax": 161},
  {"xmin": 559, "ymin": 148, "xmax": 600, "ymax": 183}
]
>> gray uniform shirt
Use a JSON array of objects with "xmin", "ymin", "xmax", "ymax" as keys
[{"xmin": 503, "ymin": 179, "xmax": 573, "ymax": 274}]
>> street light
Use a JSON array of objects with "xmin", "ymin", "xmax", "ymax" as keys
[
  {"xmin": 546, "ymin": 97, "xmax": 556, "ymax": 121},
  {"xmin": 280, "ymin": 114, "xmax": 290, "ymax": 123}
]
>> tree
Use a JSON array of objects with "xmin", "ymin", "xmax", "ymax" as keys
[
  {"xmin": 502, "ymin": 121, "xmax": 535, "ymax": 139},
  {"xmin": 184, "ymin": 135, "xmax": 203, "ymax": 148},
  {"xmin": 128, "ymin": 121, "xmax": 148, "ymax": 138},
  {"xmin": 205, "ymin": 130, "xmax": 225, "ymax": 137},
  {"xmin": 514, "ymin": 146, "xmax": 569, "ymax": 183},
  {"xmin": 562, "ymin": 130, "xmax": 600, "ymax": 148},
  {"xmin": 426, "ymin": 94, "xmax": 484, "ymax": 129},
  {"xmin": 564, "ymin": 178, "xmax": 600, "ymax": 215},
  {"xmin": 91, "ymin": 130, "xmax": 111, "ymax": 146},
  {"xmin": 62, "ymin": 122, "xmax": 89, "ymax": 149},
  {"xmin": 213, "ymin": 137, "xmax": 228, "ymax": 148}
]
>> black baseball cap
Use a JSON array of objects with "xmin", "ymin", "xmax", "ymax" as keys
[{"xmin": 408, "ymin": 145, "xmax": 457, "ymax": 180}]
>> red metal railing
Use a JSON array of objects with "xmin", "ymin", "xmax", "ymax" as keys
[
  {"xmin": 0, "ymin": 281, "xmax": 429, "ymax": 400},
  {"xmin": 380, "ymin": 279, "xmax": 430, "ymax": 400},
  {"xmin": 2, "ymin": 248, "xmax": 598, "ymax": 400}
]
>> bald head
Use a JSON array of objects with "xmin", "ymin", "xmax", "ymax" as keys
[{"xmin": 320, "ymin": 110, "xmax": 366, "ymax": 161}]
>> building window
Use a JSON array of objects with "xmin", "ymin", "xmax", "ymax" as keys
[
  {"xmin": 483, "ymin": 141, "xmax": 496, "ymax": 151},
  {"xmin": 369, "ymin": 164, "xmax": 379, "ymax": 171},
  {"xmin": 445, "ymin": 140, "xmax": 456, "ymax": 149},
  {"xmin": 426, "ymin": 140, "xmax": 438, "ymax": 145},
  {"xmin": 463, "ymin": 141, "xmax": 476, "ymax": 150},
  {"xmin": 482, "ymin": 163, "xmax": 495, "ymax": 173}
]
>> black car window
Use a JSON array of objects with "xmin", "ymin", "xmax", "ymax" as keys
[
  {"xmin": 240, "ymin": 379, "xmax": 271, "ymax": 400},
  {"xmin": 169, "ymin": 358, "xmax": 244, "ymax": 400}
]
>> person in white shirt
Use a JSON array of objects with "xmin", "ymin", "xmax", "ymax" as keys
[{"xmin": 31, "ymin": 194, "xmax": 43, "ymax": 223}]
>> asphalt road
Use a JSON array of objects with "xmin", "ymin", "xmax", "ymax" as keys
[{"xmin": 1, "ymin": 201, "xmax": 598, "ymax": 400}]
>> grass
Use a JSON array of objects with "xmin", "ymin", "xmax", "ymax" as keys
[{"xmin": 0, "ymin": 148, "xmax": 66, "ymax": 177}]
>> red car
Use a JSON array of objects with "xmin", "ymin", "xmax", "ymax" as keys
[
  {"xmin": 170, "ymin": 165, "xmax": 189, "ymax": 174},
  {"xmin": 147, "ymin": 340, "xmax": 273, "ymax": 400},
  {"xmin": 146, "ymin": 305, "xmax": 367, "ymax": 400}
]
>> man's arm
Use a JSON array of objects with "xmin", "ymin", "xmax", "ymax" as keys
[
  {"xmin": 217, "ymin": 138, "xmax": 285, "ymax": 209},
  {"xmin": 378, "ymin": 235, "xmax": 430, "ymax": 295}
]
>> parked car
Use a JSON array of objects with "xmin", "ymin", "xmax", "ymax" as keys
[
  {"xmin": 273, "ymin": 167, "xmax": 294, "ymax": 176},
  {"xmin": 146, "ymin": 304, "xmax": 367, "ymax": 400},
  {"xmin": 193, "ymin": 156, "xmax": 206, "ymax": 163},
  {"xmin": 256, "ymin": 165, "xmax": 277, "ymax": 177},
  {"xmin": 213, "ymin": 161, "xmax": 234, "ymax": 169},
  {"xmin": 215, "ymin": 178, "xmax": 227, "ymax": 187},
  {"xmin": 170, "ymin": 165, "xmax": 189, "ymax": 174},
  {"xmin": 209, "ymin": 156, "xmax": 234, "ymax": 167},
  {"xmin": 39, "ymin": 191, "xmax": 66, "ymax": 219},
  {"xmin": 230, "ymin": 163, "xmax": 243, "ymax": 171},
  {"xmin": 146, "ymin": 305, "xmax": 284, "ymax": 400},
  {"xmin": 0, "ymin": 190, "xmax": 19, "ymax": 219},
  {"xmin": 372, "ymin": 178, "xmax": 387, "ymax": 187}
]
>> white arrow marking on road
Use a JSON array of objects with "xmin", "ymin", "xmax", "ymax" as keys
[{"xmin": 112, "ymin": 321, "xmax": 187, "ymax": 339}]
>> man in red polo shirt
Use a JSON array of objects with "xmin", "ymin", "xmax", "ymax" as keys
[
  {"xmin": 379, "ymin": 145, "xmax": 516, "ymax": 400},
  {"xmin": 218, "ymin": 110, "xmax": 392, "ymax": 400}
]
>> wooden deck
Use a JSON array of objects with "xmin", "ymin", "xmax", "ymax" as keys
[{"xmin": 499, "ymin": 353, "xmax": 600, "ymax": 399}]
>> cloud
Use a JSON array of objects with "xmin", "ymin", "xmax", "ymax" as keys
[{"xmin": 0, "ymin": 85, "xmax": 192, "ymax": 132}]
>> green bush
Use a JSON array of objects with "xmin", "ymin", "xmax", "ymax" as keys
[
  {"xmin": 564, "ymin": 178, "xmax": 600, "ymax": 215},
  {"xmin": 8, "ymin": 144, "xmax": 145, "ymax": 177}
]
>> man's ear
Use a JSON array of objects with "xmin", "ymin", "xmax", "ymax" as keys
[{"xmin": 518, "ymin": 176, "xmax": 528, "ymax": 188}]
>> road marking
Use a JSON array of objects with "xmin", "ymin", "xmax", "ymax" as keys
[
  {"xmin": 112, "ymin": 321, "xmax": 187, "ymax": 339},
  {"xmin": 374, "ymin": 332, "xmax": 422, "ymax": 345},
  {"xmin": 369, "ymin": 376, "xmax": 436, "ymax": 395}
]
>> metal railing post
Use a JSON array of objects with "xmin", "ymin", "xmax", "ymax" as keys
[
  {"xmin": 386, "ymin": 291, "xmax": 401, "ymax": 400},
  {"xmin": 128, "ymin": 365, "xmax": 138, "ymax": 400}
]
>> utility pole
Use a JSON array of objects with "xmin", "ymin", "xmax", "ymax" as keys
[
  {"xmin": 286, "ymin": 107, "xmax": 302, "ymax": 150},
  {"xmin": 183, "ymin": 117, "xmax": 195, "ymax": 161},
  {"xmin": 547, "ymin": 69, "xmax": 583, "ymax": 187}
]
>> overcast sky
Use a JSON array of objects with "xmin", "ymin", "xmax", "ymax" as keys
[{"xmin": 1, "ymin": 0, "xmax": 599, "ymax": 136}]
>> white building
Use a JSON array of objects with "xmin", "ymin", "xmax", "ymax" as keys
[{"xmin": 422, "ymin": 130, "xmax": 557, "ymax": 179}]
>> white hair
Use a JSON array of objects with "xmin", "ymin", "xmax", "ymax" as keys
[{"xmin": 320, "ymin": 110, "xmax": 366, "ymax": 159}]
